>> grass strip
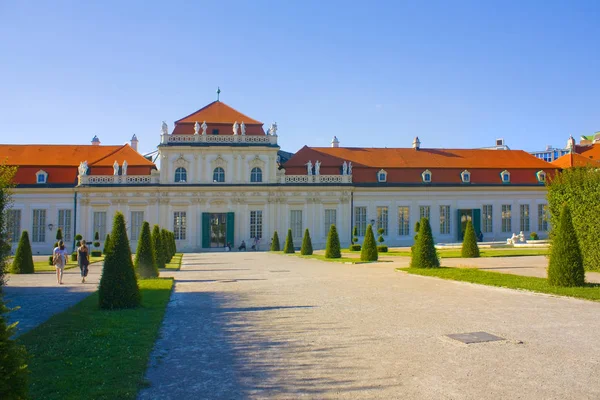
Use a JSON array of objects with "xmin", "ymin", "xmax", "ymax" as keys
[
  {"xmin": 33, "ymin": 256, "xmax": 105, "ymax": 272},
  {"xmin": 399, "ymin": 267, "xmax": 600, "ymax": 302},
  {"xmin": 342, "ymin": 248, "xmax": 548, "ymax": 258},
  {"xmin": 164, "ymin": 253, "xmax": 183, "ymax": 270},
  {"xmin": 279, "ymin": 252, "xmax": 385, "ymax": 264},
  {"xmin": 19, "ymin": 278, "xmax": 174, "ymax": 400}
]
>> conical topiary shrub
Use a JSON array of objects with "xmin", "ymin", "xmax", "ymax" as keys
[
  {"xmin": 134, "ymin": 221, "xmax": 158, "ymax": 279},
  {"xmin": 548, "ymin": 204, "xmax": 585, "ymax": 287},
  {"xmin": 410, "ymin": 218, "xmax": 439, "ymax": 268},
  {"xmin": 360, "ymin": 224, "xmax": 378, "ymax": 262},
  {"xmin": 55, "ymin": 227, "xmax": 63, "ymax": 242},
  {"xmin": 98, "ymin": 212, "xmax": 141, "ymax": 309},
  {"xmin": 461, "ymin": 220, "xmax": 480, "ymax": 258},
  {"xmin": 171, "ymin": 231, "xmax": 177, "ymax": 257},
  {"xmin": 300, "ymin": 229, "xmax": 313, "ymax": 255},
  {"xmin": 10, "ymin": 230, "xmax": 34, "ymax": 274},
  {"xmin": 271, "ymin": 231, "xmax": 281, "ymax": 251},
  {"xmin": 103, "ymin": 233, "xmax": 111, "ymax": 255},
  {"xmin": 325, "ymin": 224, "xmax": 341, "ymax": 258},
  {"xmin": 151, "ymin": 225, "xmax": 166, "ymax": 269},
  {"xmin": 161, "ymin": 229, "xmax": 171, "ymax": 264},
  {"xmin": 283, "ymin": 229, "xmax": 295, "ymax": 254}
]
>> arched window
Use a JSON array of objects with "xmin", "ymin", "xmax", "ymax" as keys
[
  {"xmin": 250, "ymin": 167, "xmax": 262, "ymax": 183},
  {"xmin": 174, "ymin": 167, "xmax": 187, "ymax": 183},
  {"xmin": 213, "ymin": 167, "xmax": 225, "ymax": 183}
]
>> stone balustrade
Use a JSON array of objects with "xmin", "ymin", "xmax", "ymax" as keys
[
  {"xmin": 283, "ymin": 175, "xmax": 352, "ymax": 184},
  {"xmin": 78, "ymin": 174, "xmax": 159, "ymax": 186},
  {"xmin": 162, "ymin": 133, "xmax": 278, "ymax": 146}
]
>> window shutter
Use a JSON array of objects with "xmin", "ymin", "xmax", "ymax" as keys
[
  {"xmin": 201, "ymin": 213, "xmax": 210, "ymax": 248},
  {"xmin": 473, "ymin": 209, "xmax": 481, "ymax": 236},
  {"xmin": 226, "ymin": 212, "xmax": 235, "ymax": 246}
]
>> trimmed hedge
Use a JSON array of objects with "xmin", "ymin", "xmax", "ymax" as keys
[
  {"xmin": 461, "ymin": 220, "xmax": 480, "ymax": 258},
  {"xmin": 71, "ymin": 252, "xmax": 77, "ymax": 262},
  {"xmin": 300, "ymin": 229, "xmax": 313, "ymax": 255},
  {"xmin": 360, "ymin": 224, "xmax": 378, "ymax": 262},
  {"xmin": 283, "ymin": 229, "xmax": 295, "ymax": 254},
  {"xmin": 135, "ymin": 221, "xmax": 158, "ymax": 279},
  {"xmin": 377, "ymin": 245, "xmax": 388, "ymax": 253},
  {"xmin": 349, "ymin": 244, "xmax": 361, "ymax": 251},
  {"xmin": 530, "ymin": 232, "xmax": 539, "ymax": 240},
  {"xmin": 410, "ymin": 217, "xmax": 439, "ymax": 268},
  {"xmin": 90, "ymin": 250, "xmax": 102, "ymax": 257},
  {"xmin": 151, "ymin": 225, "xmax": 166, "ymax": 269},
  {"xmin": 161, "ymin": 229, "xmax": 171, "ymax": 264},
  {"xmin": 352, "ymin": 226, "xmax": 358, "ymax": 246},
  {"xmin": 325, "ymin": 224, "xmax": 341, "ymax": 259},
  {"xmin": 271, "ymin": 231, "xmax": 281, "ymax": 251},
  {"xmin": 548, "ymin": 204, "xmax": 585, "ymax": 287},
  {"xmin": 11, "ymin": 230, "xmax": 35, "ymax": 274}
]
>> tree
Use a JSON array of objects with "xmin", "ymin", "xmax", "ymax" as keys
[
  {"xmin": 103, "ymin": 233, "xmax": 111, "ymax": 255},
  {"xmin": 134, "ymin": 222, "xmax": 158, "ymax": 279},
  {"xmin": 410, "ymin": 218, "xmax": 440, "ymax": 268},
  {"xmin": 283, "ymin": 229, "xmax": 295, "ymax": 254},
  {"xmin": 352, "ymin": 226, "xmax": 358, "ymax": 245},
  {"xmin": 55, "ymin": 227, "xmax": 63, "ymax": 242},
  {"xmin": 10, "ymin": 231, "xmax": 34, "ymax": 274},
  {"xmin": 360, "ymin": 224, "xmax": 378, "ymax": 261},
  {"xmin": 300, "ymin": 229, "xmax": 313, "ymax": 255},
  {"xmin": 98, "ymin": 212, "xmax": 141, "ymax": 309},
  {"xmin": 325, "ymin": 224, "xmax": 341, "ymax": 259},
  {"xmin": 151, "ymin": 225, "xmax": 166, "ymax": 269},
  {"xmin": 161, "ymin": 229, "xmax": 172, "ymax": 264},
  {"xmin": 461, "ymin": 220, "xmax": 480, "ymax": 258},
  {"xmin": 547, "ymin": 204, "xmax": 585, "ymax": 287},
  {"xmin": 93, "ymin": 231, "xmax": 100, "ymax": 249},
  {"xmin": 270, "ymin": 231, "xmax": 281, "ymax": 251}
]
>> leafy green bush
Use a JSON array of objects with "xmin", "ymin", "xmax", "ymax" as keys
[
  {"xmin": 377, "ymin": 228, "xmax": 385, "ymax": 244},
  {"xmin": 410, "ymin": 218, "xmax": 439, "ymax": 268},
  {"xmin": 48, "ymin": 256, "xmax": 53, "ymax": 265},
  {"xmin": 548, "ymin": 204, "xmax": 585, "ymax": 287},
  {"xmin": 98, "ymin": 212, "xmax": 141, "ymax": 309},
  {"xmin": 283, "ymin": 229, "xmax": 295, "ymax": 254},
  {"xmin": 93, "ymin": 241, "xmax": 100, "ymax": 248},
  {"xmin": 271, "ymin": 231, "xmax": 280, "ymax": 251},
  {"xmin": 325, "ymin": 225, "xmax": 341, "ymax": 259},
  {"xmin": 135, "ymin": 222, "xmax": 158, "ymax": 279},
  {"xmin": 352, "ymin": 226, "xmax": 358, "ymax": 245},
  {"xmin": 74, "ymin": 233, "xmax": 83, "ymax": 248},
  {"xmin": 94, "ymin": 232, "xmax": 100, "ymax": 250},
  {"xmin": 300, "ymin": 229, "xmax": 313, "ymax": 255},
  {"xmin": 71, "ymin": 252, "xmax": 77, "ymax": 262},
  {"xmin": 90, "ymin": 250, "xmax": 102, "ymax": 257},
  {"xmin": 530, "ymin": 232, "xmax": 539, "ymax": 240},
  {"xmin": 360, "ymin": 224, "xmax": 378, "ymax": 262},
  {"xmin": 151, "ymin": 225, "xmax": 166, "ymax": 269},
  {"xmin": 349, "ymin": 244, "xmax": 361, "ymax": 251},
  {"xmin": 377, "ymin": 245, "xmax": 388, "ymax": 252},
  {"xmin": 461, "ymin": 220, "xmax": 480, "ymax": 258},
  {"xmin": 10, "ymin": 230, "xmax": 34, "ymax": 274},
  {"xmin": 103, "ymin": 234, "xmax": 111, "ymax": 255},
  {"xmin": 55, "ymin": 228, "xmax": 63, "ymax": 241}
]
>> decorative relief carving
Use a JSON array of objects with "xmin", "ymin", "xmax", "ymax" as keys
[
  {"xmin": 249, "ymin": 155, "xmax": 265, "ymax": 169},
  {"xmin": 174, "ymin": 154, "xmax": 189, "ymax": 169}
]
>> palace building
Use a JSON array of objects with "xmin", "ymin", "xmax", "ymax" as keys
[{"xmin": 2, "ymin": 99, "xmax": 557, "ymax": 254}]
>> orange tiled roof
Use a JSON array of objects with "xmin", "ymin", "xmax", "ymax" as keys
[
  {"xmin": 175, "ymin": 101, "xmax": 262, "ymax": 125},
  {"xmin": 578, "ymin": 143, "xmax": 600, "ymax": 161},
  {"xmin": 552, "ymin": 152, "xmax": 600, "ymax": 168}
]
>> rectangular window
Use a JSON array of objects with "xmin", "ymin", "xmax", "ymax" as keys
[
  {"xmin": 419, "ymin": 206, "xmax": 430, "ymax": 221},
  {"xmin": 482, "ymin": 205, "xmax": 493, "ymax": 233},
  {"xmin": 58, "ymin": 209, "xmax": 72, "ymax": 242},
  {"xmin": 173, "ymin": 212, "xmax": 186, "ymax": 240},
  {"xmin": 520, "ymin": 204, "xmax": 530, "ymax": 232},
  {"xmin": 131, "ymin": 211, "xmax": 144, "ymax": 240},
  {"xmin": 376, "ymin": 206, "xmax": 388, "ymax": 236},
  {"xmin": 7, "ymin": 209, "xmax": 21, "ymax": 243},
  {"xmin": 398, "ymin": 206, "xmax": 410, "ymax": 236},
  {"xmin": 501, "ymin": 205, "xmax": 512, "ymax": 233},
  {"xmin": 324, "ymin": 209, "xmax": 337, "ymax": 235},
  {"xmin": 93, "ymin": 211, "xmax": 107, "ymax": 238},
  {"xmin": 439, "ymin": 205, "xmax": 450, "ymax": 234},
  {"xmin": 32, "ymin": 209, "xmax": 46, "ymax": 243},
  {"xmin": 538, "ymin": 204, "xmax": 549, "ymax": 232},
  {"xmin": 354, "ymin": 206, "xmax": 367, "ymax": 236},
  {"xmin": 250, "ymin": 210, "xmax": 263, "ymax": 240},
  {"xmin": 290, "ymin": 210, "xmax": 303, "ymax": 240}
]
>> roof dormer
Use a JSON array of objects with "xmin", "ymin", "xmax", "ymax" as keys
[
  {"xmin": 36, "ymin": 169, "xmax": 48, "ymax": 184},
  {"xmin": 421, "ymin": 169, "xmax": 432, "ymax": 183}
]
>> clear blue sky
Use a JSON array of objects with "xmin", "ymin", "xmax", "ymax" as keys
[{"xmin": 1, "ymin": 0, "xmax": 598, "ymax": 155}]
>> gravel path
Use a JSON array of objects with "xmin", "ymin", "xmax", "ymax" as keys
[{"xmin": 138, "ymin": 252, "xmax": 600, "ymax": 400}]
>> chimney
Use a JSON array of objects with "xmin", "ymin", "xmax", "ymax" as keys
[
  {"xmin": 331, "ymin": 136, "xmax": 340, "ymax": 148},
  {"xmin": 130, "ymin": 134, "xmax": 139, "ymax": 152},
  {"xmin": 91, "ymin": 135, "xmax": 100, "ymax": 146},
  {"xmin": 567, "ymin": 135, "xmax": 576, "ymax": 153},
  {"xmin": 412, "ymin": 136, "xmax": 420, "ymax": 150}
]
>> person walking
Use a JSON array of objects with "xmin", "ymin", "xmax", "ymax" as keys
[
  {"xmin": 78, "ymin": 239, "xmax": 90, "ymax": 283},
  {"xmin": 53, "ymin": 240, "xmax": 68, "ymax": 284}
]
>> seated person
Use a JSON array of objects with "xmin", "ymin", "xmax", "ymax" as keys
[{"xmin": 238, "ymin": 240, "xmax": 246, "ymax": 251}]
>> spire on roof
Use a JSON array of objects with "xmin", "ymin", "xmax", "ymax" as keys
[
  {"xmin": 216, "ymin": 87, "xmax": 221, "ymax": 101},
  {"xmin": 91, "ymin": 135, "xmax": 100, "ymax": 146}
]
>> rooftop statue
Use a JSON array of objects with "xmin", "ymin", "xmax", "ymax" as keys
[
  {"xmin": 306, "ymin": 160, "xmax": 313, "ymax": 176},
  {"xmin": 78, "ymin": 161, "xmax": 88, "ymax": 176},
  {"xmin": 315, "ymin": 160, "xmax": 321, "ymax": 176},
  {"xmin": 201, "ymin": 121, "xmax": 207, "ymax": 135},
  {"xmin": 194, "ymin": 121, "xmax": 200, "ymax": 135},
  {"xmin": 233, "ymin": 121, "xmax": 239, "ymax": 135},
  {"xmin": 269, "ymin": 122, "xmax": 278, "ymax": 136},
  {"xmin": 342, "ymin": 161, "xmax": 348, "ymax": 175},
  {"xmin": 161, "ymin": 121, "xmax": 168, "ymax": 136},
  {"xmin": 241, "ymin": 121, "xmax": 246, "ymax": 136},
  {"xmin": 122, "ymin": 160, "xmax": 128, "ymax": 176},
  {"xmin": 113, "ymin": 160, "xmax": 119, "ymax": 176},
  {"xmin": 348, "ymin": 162, "xmax": 353, "ymax": 175}
]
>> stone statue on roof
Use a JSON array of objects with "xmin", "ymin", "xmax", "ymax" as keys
[
  {"xmin": 78, "ymin": 161, "xmax": 88, "ymax": 176},
  {"xmin": 194, "ymin": 121, "xmax": 200, "ymax": 135},
  {"xmin": 241, "ymin": 121, "xmax": 246, "ymax": 136},
  {"xmin": 342, "ymin": 161, "xmax": 347, "ymax": 176},
  {"xmin": 348, "ymin": 162, "xmax": 352, "ymax": 175},
  {"xmin": 306, "ymin": 160, "xmax": 313, "ymax": 176},
  {"xmin": 269, "ymin": 122, "xmax": 278, "ymax": 136},
  {"xmin": 161, "ymin": 121, "xmax": 168, "ymax": 136},
  {"xmin": 122, "ymin": 160, "xmax": 128, "ymax": 176},
  {"xmin": 315, "ymin": 160, "xmax": 321, "ymax": 176},
  {"xmin": 201, "ymin": 121, "xmax": 207, "ymax": 135},
  {"xmin": 233, "ymin": 121, "xmax": 239, "ymax": 135},
  {"xmin": 113, "ymin": 160, "xmax": 119, "ymax": 176}
]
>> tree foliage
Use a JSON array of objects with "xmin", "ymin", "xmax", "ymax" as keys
[
  {"xmin": 325, "ymin": 224, "xmax": 341, "ymax": 258},
  {"xmin": 410, "ymin": 218, "xmax": 440, "ymax": 268},
  {"xmin": 55, "ymin": 228, "xmax": 63, "ymax": 241},
  {"xmin": 98, "ymin": 212, "xmax": 140, "ymax": 309},
  {"xmin": 352, "ymin": 226, "xmax": 358, "ymax": 245},
  {"xmin": 134, "ymin": 222, "xmax": 158, "ymax": 279},
  {"xmin": 270, "ymin": 231, "xmax": 281, "ymax": 251},
  {"xmin": 547, "ymin": 167, "xmax": 600, "ymax": 271},
  {"xmin": 10, "ymin": 231, "xmax": 34, "ymax": 274},
  {"xmin": 161, "ymin": 229, "xmax": 171, "ymax": 264},
  {"xmin": 103, "ymin": 233, "xmax": 111, "ymax": 256},
  {"xmin": 360, "ymin": 224, "xmax": 378, "ymax": 262},
  {"xmin": 283, "ymin": 229, "xmax": 295, "ymax": 254},
  {"xmin": 547, "ymin": 204, "xmax": 585, "ymax": 287},
  {"xmin": 461, "ymin": 220, "xmax": 480, "ymax": 258},
  {"xmin": 300, "ymin": 229, "xmax": 313, "ymax": 255},
  {"xmin": 151, "ymin": 225, "xmax": 166, "ymax": 269}
]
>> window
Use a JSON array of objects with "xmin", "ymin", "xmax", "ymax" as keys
[
  {"xmin": 440, "ymin": 205, "xmax": 450, "ymax": 234},
  {"xmin": 398, "ymin": 206, "xmax": 410, "ymax": 236},
  {"xmin": 7, "ymin": 209, "xmax": 21, "ymax": 243},
  {"xmin": 58, "ymin": 209, "xmax": 72, "ymax": 242},
  {"xmin": 174, "ymin": 167, "xmax": 187, "ymax": 183},
  {"xmin": 536, "ymin": 170, "xmax": 546, "ymax": 183},
  {"xmin": 461, "ymin": 170, "xmax": 471, "ymax": 183},
  {"xmin": 131, "ymin": 211, "xmax": 144, "ymax": 240},
  {"xmin": 538, "ymin": 204, "xmax": 549, "ymax": 232},
  {"xmin": 93, "ymin": 211, "xmax": 107, "ymax": 238},
  {"xmin": 324, "ymin": 209, "xmax": 337, "ymax": 235},
  {"xmin": 36, "ymin": 170, "xmax": 48, "ymax": 184},
  {"xmin": 212, "ymin": 129, "xmax": 219, "ymax": 135},
  {"xmin": 501, "ymin": 205, "xmax": 512, "ymax": 233},
  {"xmin": 250, "ymin": 167, "xmax": 263, "ymax": 183},
  {"xmin": 419, "ymin": 206, "xmax": 430, "ymax": 221},
  {"xmin": 520, "ymin": 204, "xmax": 530, "ymax": 232},
  {"xmin": 213, "ymin": 167, "xmax": 225, "ymax": 182},
  {"xmin": 500, "ymin": 170, "xmax": 510, "ymax": 183},
  {"xmin": 173, "ymin": 212, "xmax": 187, "ymax": 240},
  {"xmin": 377, "ymin": 169, "xmax": 387, "ymax": 183},
  {"xmin": 422, "ymin": 170, "xmax": 432, "ymax": 183},
  {"xmin": 250, "ymin": 211, "xmax": 263, "ymax": 240},
  {"xmin": 290, "ymin": 210, "xmax": 303, "ymax": 240},
  {"xmin": 32, "ymin": 209, "xmax": 46, "ymax": 242},
  {"xmin": 354, "ymin": 206, "xmax": 367, "ymax": 236},
  {"xmin": 376, "ymin": 206, "xmax": 388, "ymax": 235},
  {"xmin": 483, "ymin": 205, "xmax": 493, "ymax": 233}
]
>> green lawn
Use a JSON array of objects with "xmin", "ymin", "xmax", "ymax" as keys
[
  {"xmin": 32, "ymin": 256, "xmax": 105, "ymax": 272},
  {"xmin": 343, "ymin": 248, "xmax": 548, "ymax": 258},
  {"xmin": 164, "ymin": 253, "xmax": 183, "ymax": 270},
  {"xmin": 399, "ymin": 267, "xmax": 600, "ymax": 302},
  {"xmin": 278, "ymin": 252, "xmax": 383, "ymax": 264},
  {"xmin": 19, "ymin": 278, "xmax": 174, "ymax": 400}
]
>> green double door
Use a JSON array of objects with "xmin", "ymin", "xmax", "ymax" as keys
[
  {"xmin": 201, "ymin": 212, "xmax": 234, "ymax": 249},
  {"xmin": 457, "ymin": 209, "xmax": 481, "ymax": 241}
]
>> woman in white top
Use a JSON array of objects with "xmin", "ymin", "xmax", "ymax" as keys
[{"xmin": 53, "ymin": 240, "xmax": 68, "ymax": 284}]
